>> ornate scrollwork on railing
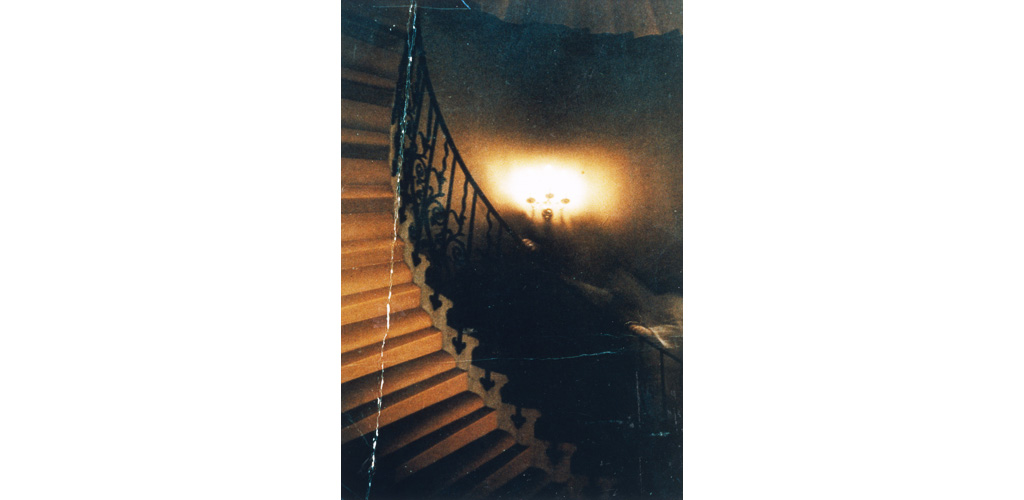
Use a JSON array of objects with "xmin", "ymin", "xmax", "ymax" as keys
[{"xmin": 392, "ymin": 27, "xmax": 524, "ymax": 310}]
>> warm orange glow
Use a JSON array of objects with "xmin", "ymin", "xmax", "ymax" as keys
[
  {"xmin": 506, "ymin": 163, "xmax": 587, "ymax": 217},
  {"xmin": 481, "ymin": 151, "xmax": 625, "ymax": 227},
  {"xmin": 463, "ymin": 143, "xmax": 634, "ymax": 228}
]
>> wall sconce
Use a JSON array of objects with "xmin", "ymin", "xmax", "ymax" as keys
[{"xmin": 526, "ymin": 192, "xmax": 570, "ymax": 221}]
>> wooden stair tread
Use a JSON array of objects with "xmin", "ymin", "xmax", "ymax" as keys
[
  {"xmin": 341, "ymin": 4, "xmax": 411, "ymax": 39},
  {"xmin": 341, "ymin": 237, "xmax": 402, "ymax": 254},
  {"xmin": 341, "ymin": 158, "xmax": 391, "ymax": 185},
  {"xmin": 342, "ymin": 368, "xmax": 468, "ymax": 444},
  {"xmin": 340, "ymin": 328, "xmax": 442, "ymax": 384},
  {"xmin": 341, "ymin": 127, "xmax": 389, "ymax": 148},
  {"xmin": 341, "ymin": 351, "xmax": 457, "ymax": 413},
  {"xmin": 341, "ymin": 8, "xmax": 407, "ymax": 52},
  {"xmin": 341, "ymin": 34, "xmax": 401, "ymax": 80},
  {"xmin": 376, "ymin": 392, "xmax": 485, "ymax": 458},
  {"xmin": 341, "ymin": 212, "xmax": 393, "ymax": 241},
  {"xmin": 341, "ymin": 66, "xmax": 397, "ymax": 91},
  {"xmin": 340, "ymin": 143, "xmax": 388, "ymax": 162},
  {"xmin": 340, "ymin": 394, "xmax": 492, "ymax": 498},
  {"xmin": 386, "ymin": 406, "xmax": 497, "ymax": 482},
  {"xmin": 339, "ymin": 282, "xmax": 418, "ymax": 308},
  {"xmin": 341, "ymin": 98, "xmax": 392, "ymax": 134},
  {"xmin": 392, "ymin": 430, "xmax": 517, "ymax": 496},
  {"xmin": 340, "ymin": 183, "xmax": 393, "ymax": 213},
  {"xmin": 341, "ymin": 237, "xmax": 403, "ymax": 270},
  {"xmin": 341, "ymin": 76, "xmax": 394, "ymax": 108},
  {"xmin": 446, "ymin": 442, "xmax": 532, "ymax": 498},
  {"xmin": 341, "ymin": 184, "xmax": 392, "ymax": 200},
  {"xmin": 340, "ymin": 261, "xmax": 413, "ymax": 296},
  {"xmin": 341, "ymin": 307, "xmax": 432, "ymax": 353},
  {"xmin": 340, "ymin": 282, "xmax": 421, "ymax": 326}
]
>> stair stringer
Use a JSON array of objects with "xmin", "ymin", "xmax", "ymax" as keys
[{"xmin": 390, "ymin": 214, "xmax": 584, "ymax": 490}]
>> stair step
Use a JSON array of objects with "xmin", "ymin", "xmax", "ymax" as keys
[
  {"xmin": 341, "ymin": 184, "xmax": 393, "ymax": 214},
  {"xmin": 340, "ymin": 307, "xmax": 432, "ymax": 353},
  {"xmin": 341, "ymin": 3, "xmax": 412, "ymax": 37},
  {"xmin": 388, "ymin": 406, "xmax": 498, "ymax": 483},
  {"xmin": 392, "ymin": 430, "xmax": 517, "ymax": 496},
  {"xmin": 341, "ymin": 237, "xmax": 403, "ymax": 270},
  {"xmin": 341, "ymin": 34, "xmax": 401, "ymax": 80},
  {"xmin": 461, "ymin": 444, "xmax": 534, "ymax": 498},
  {"xmin": 341, "ymin": 213, "xmax": 393, "ymax": 241},
  {"xmin": 340, "ymin": 282, "xmax": 421, "ymax": 326},
  {"xmin": 340, "ymin": 261, "xmax": 412, "ymax": 296},
  {"xmin": 340, "ymin": 184, "xmax": 393, "ymax": 212},
  {"xmin": 340, "ymin": 142, "xmax": 389, "ymax": 162},
  {"xmin": 341, "ymin": 184, "xmax": 392, "ymax": 200},
  {"xmin": 341, "ymin": 66, "xmax": 397, "ymax": 91},
  {"xmin": 341, "ymin": 351, "xmax": 457, "ymax": 414},
  {"xmin": 341, "ymin": 98, "xmax": 392, "ymax": 134},
  {"xmin": 340, "ymin": 392, "xmax": 486, "ymax": 498},
  {"xmin": 491, "ymin": 468, "xmax": 550, "ymax": 500},
  {"xmin": 376, "ymin": 393, "xmax": 486, "ymax": 458},
  {"xmin": 340, "ymin": 327, "xmax": 442, "ymax": 384},
  {"xmin": 341, "ymin": 9, "xmax": 407, "ymax": 52},
  {"xmin": 342, "ymin": 368, "xmax": 468, "ymax": 444},
  {"xmin": 341, "ymin": 197, "xmax": 393, "ymax": 214},
  {"xmin": 342, "ymin": 77, "xmax": 395, "ymax": 108},
  {"xmin": 341, "ymin": 127, "xmax": 389, "ymax": 148},
  {"xmin": 342, "ymin": 158, "xmax": 391, "ymax": 185}
]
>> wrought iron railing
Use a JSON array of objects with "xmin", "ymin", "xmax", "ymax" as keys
[
  {"xmin": 631, "ymin": 331, "xmax": 683, "ymax": 425},
  {"xmin": 392, "ymin": 23, "xmax": 525, "ymax": 316}
]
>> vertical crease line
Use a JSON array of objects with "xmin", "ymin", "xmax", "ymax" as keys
[{"xmin": 365, "ymin": 3, "xmax": 417, "ymax": 499}]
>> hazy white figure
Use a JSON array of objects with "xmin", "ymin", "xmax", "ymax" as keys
[{"xmin": 563, "ymin": 269, "xmax": 682, "ymax": 350}]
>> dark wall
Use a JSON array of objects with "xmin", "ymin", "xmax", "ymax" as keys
[{"xmin": 419, "ymin": 7, "xmax": 683, "ymax": 295}]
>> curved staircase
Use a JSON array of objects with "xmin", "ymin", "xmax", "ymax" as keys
[{"xmin": 341, "ymin": 8, "xmax": 565, "ymax": 499}]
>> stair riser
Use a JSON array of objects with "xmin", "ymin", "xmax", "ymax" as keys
[
  {"xmin": 341, "ymin": 215, "xmax": 393, "ymax": 241},
  {"xmin": 341, "ymin": 244, "xmax": 401, "ymax": 270},
  {"xmin": 342, "ymin": 66, "xmax": 397, "ymax": 91},
  {"xmin": 340, "ymin": 263, "xmax": 412, "ymax": 296},
  {"xmin": 430, "ymin": 438, "xmax": 515, "ymax": 492},
  {"xmin": 341, "ymin": 128, "xmax": 389, "ymax": 148},
  {"xmin": 340, "ymin": 143, "xmax": 389, "ymax": 162},
  {"xmin": 341, "ymin": 353, "xmax": 456, "ymax": 413},
  {"xmin": 340, "ymin": 331, "xmax": 442, "ymax": 384},
  {"xmin": 341, "ymin": 158, "xmax": 391, "ymax": 184},
  {"xmin": 341, "ymin": 35, "xmax": 401, "ymax": 80},
  {"xmin": 393, "ymin": 411, "xmax": 499, "ymax": 482},
  {"xmin": 340, "ymin": 309, "xmax": 432, "ymax": 354},
  {"xmin": 341, "ymin": 373, "xmax": 468, "ymax": 444},
  {"xmin": 341, "ymin": 5, "xmax": 411, "ymax": 36},
  {"xmin": 341, "ymin": 99, "xmax": 392, "ymax": 134},
  {"xmin": 341, "ymin": 13, "xmax": 405, "ymax": 53},
  {"xmin": 342, "ymin": 78, "xmax": 394, "ymax": 108},
  {"xmin": 378, "ymin": 401, "xmax": 485, "ymax": 458},
  {"xmin": 469, "ymin": 447, "xmax": 535, "ymax": 497},
  {"xmin": 341, "ymin": 184, "xmax": 392, "ymax": 199},
  {"xmin": 340, "ymin": 286, "xmax": 420, "ymax": 326},
  {"xmin": 340, "ymin": 197, "xmax": 393, "ymax": 214}
]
